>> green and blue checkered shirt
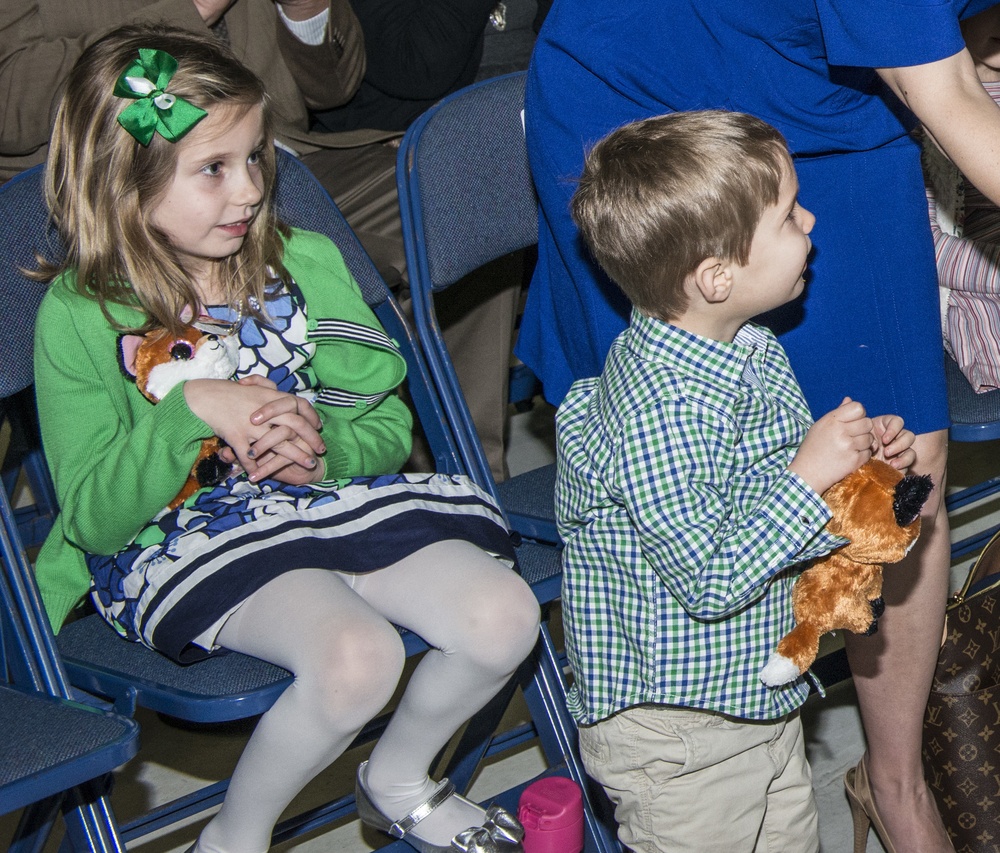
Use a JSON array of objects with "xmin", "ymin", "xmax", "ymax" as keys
[{"xmin": 556, "ymin": 313, "xmax": 847, "ymax": 723}]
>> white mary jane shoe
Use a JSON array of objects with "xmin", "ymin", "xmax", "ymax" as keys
[{"xmin": 354, "ymin": 760, "xmax": 524, "ymax": 853}]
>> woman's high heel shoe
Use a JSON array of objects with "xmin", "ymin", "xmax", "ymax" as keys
[{"xmin": 844, "ymin": 756, "xmax": 896, "ymax": 853}]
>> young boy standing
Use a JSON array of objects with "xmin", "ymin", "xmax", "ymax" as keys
[{"xmin": 556, "ymin": 111, "xmax": 916, "ymax": 852}]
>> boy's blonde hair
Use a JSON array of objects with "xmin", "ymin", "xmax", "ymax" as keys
[
  {"xmin": 41, "ymin": 23, "xmax": 288, "ymax": 333},
  {"xmin": 571, "ymin": 110, "xmax": 791, "ymax": 320}
]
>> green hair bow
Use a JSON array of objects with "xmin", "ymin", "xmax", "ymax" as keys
[{"xmin": 114, "ymin": 48, "xmax": 207, "ymax": 146}]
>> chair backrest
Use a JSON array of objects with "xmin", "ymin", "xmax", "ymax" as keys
[
  {"xmin": 398, "ymin": 71, "xmax": 537, "ymax": 293},
  {"xmin": 0, "ymin": 168, "xmax": 74, "ymax": 697},
  {"xmin": 397, "ymin": 71, "xmax": 538, "ymax": 494},
  {"xmin": 274, "ymin": 151, "xmax": 461, "ymax": 474},
  {"xmin": 0, "ymin": 169, "xmax": 59, "ymax": 401}
]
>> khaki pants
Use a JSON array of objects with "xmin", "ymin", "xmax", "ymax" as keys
[{"xmin": 578, "ymin": 704, "xmax": 818, "ymax": 853}]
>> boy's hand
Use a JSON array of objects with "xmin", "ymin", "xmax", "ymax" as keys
[
  {"xmin": 788, "ymin": 397, "xmax": 874, "ymax": 495},
  {"xmin": 871, "ymin": 414, "xmax": 916, "ymax": 471}
]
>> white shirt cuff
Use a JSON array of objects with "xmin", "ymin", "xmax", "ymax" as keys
[{"xmin": 276, "ymin": 4, "xmax": 330, "ymax": 46}]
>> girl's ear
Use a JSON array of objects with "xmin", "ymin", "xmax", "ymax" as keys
[{"xmin": 693, "ymin": 257, "xmax": 733, "ymax": 304}]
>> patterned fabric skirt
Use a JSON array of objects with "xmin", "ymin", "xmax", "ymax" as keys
[{"xmin": 87, "ymin": 473, "xmax": 516, "ymax": 662}]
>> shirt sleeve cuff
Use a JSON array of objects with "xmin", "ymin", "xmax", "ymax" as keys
[
  {"xmin": 779, "ymin": 470, "xmax": 849, "ymax": 561},
  {"xmin": 276, "ymin": 4, "xmax": 330, "ymax": 46}
]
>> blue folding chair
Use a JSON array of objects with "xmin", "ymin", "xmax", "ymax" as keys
[
  {"xmin": 396, "ymin": 71, "xmax": 558, "ymax": 548},
  {"xmin": 1, "ymin": 149, "xmax": 607, "ymax": 851},
  {"xmin": 944, "ymin": 355, "xmax": 1000, "ymax": 561},
  {"xmin": 397, "ymin": 72, "xmax": 620, "ymax": 852},
  {"xmin": 0, "ymin": 493, "xmax": 139, "ymax": 853},
  {"xmin": 1, "ymin": 246, "xmax": 138, "ymax": 853}
]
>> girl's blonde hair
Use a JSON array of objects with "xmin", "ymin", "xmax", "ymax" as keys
[{"xmin": 41, "ymin": 23, "xmax": 289, "ymax": 333}]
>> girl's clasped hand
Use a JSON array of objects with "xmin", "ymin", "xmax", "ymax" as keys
[{"xmin": 201, "ymin": 375, "xmax": 327, "ymax": 483}]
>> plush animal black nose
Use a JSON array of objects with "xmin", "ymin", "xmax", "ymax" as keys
[
  {"xmin": 169, "ymin": 342, "xmax": 195, "ymax": 360},
  {"xmin": 892, "ymin": 473, "xmax": 933, "ymax": 526}
]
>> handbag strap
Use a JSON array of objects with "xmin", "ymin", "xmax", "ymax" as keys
[{"xmin": 951, "ymin": 527, "xmax": 1000, "ymax": 607}]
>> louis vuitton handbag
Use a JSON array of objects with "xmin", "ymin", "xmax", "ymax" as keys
[{"xmin": 922, "ymin": 531, "xmax": 1000, "ymax": 852}]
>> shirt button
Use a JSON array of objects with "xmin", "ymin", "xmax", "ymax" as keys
[
  {"xmin": 355, "ymin": 400, "xmax": 367, "ymax": 410},
  {"xmin": 799, "ymin": 515, "xmax": 810, "ymax": 525}
]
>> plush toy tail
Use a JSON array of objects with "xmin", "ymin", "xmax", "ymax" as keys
[{"xmin": 760, "ymin": 623, "xmax": 821, "ymax": 687}]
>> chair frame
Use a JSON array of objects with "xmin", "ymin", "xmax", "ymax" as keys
[
  {"xmin": 1, "ymin": 430, "xmax": 139, "ymax": 852},
  {"xmin": 397, "ymin": 72, "xmax": 619, "ymax": 853},
  {"xmin": 397, "ymin": 72, "xmax": 537, "ymax": 497},
  {"xmin": 944, "ymin": 354, "xmax": 1000, "ymax": 560}
]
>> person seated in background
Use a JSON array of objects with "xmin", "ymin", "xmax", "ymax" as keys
[
  {"xmin": 1, "ymin": 0, "xmax": 367, "ymax": 201},
  {"xmin": 311, "ymin": 0, "xmax": 501, "ymax": 133},
  {"xmin": 925, "ymin": 5, "xmax": 1000, "ymax": 393},
  {"xmin": 1, "ymin": 0, "xmax": 520, "ymax": 480},
  {"xmin": 308, "ymin": 0, "xmax": 543, "ymax": 480}
]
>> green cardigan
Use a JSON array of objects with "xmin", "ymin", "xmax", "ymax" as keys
[{"xmin": 34, "ymin": 228, "xmax": 412, "ymax": 631}]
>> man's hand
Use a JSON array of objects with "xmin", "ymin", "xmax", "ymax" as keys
[{"xmin": 192, "ymin": 0, "xmax": 236, "ymax": 25}]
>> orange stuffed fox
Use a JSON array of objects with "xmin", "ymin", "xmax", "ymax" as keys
[
  {"xmin": 120, "ymin": 326, "xmax": 240, "ymax": 510},
  {"xmin": 760, "ymin": 459, "xmax": 933, "ymax": 687}
]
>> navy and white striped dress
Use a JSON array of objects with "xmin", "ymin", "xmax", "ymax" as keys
[{"xmin": 87, "ymin": 280, "xmax": 515, "ymax": 662}]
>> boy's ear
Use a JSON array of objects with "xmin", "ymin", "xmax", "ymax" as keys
[{"xmin": 693, "ymin": 257, "xmax": 733, "ymax": 304}]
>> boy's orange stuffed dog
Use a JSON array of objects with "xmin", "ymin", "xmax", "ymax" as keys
[
  {"xmin": 120, "ymin": 326, "xmax": 240, "ymax": 510},
  {"xmin": 760, "ymin": 459, "xmax": 933, "ymax": 687}
]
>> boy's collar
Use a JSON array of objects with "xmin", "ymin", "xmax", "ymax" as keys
[{"xmin": 628, "ymin": 309, "xmax": 773, "ymax": 382}]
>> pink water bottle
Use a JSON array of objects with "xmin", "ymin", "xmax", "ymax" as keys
[{"xmin": 517, "ymin": 777, "xmax": 585, "ymax": 853}]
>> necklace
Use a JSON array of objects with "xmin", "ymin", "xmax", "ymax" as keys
[
  {"xmin": 190, "ymin": 295, "xmax": 259, "ymax": 337},
  {"xmin": 193, "ymin": 302, "xmax": 245, "ymax": 338}
]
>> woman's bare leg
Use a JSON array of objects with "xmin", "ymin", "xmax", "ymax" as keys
[{"xmin": 843, "ymin": 428, "xmax": 952, "ymax": 851}]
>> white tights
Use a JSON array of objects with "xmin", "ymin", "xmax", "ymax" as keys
[{"xmin": 193, "ymin": 540, "xmax": 540, "ymax": 853}]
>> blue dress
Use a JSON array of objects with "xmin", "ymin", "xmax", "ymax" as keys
[{"xmin": 518, "ymin": 0, "xmax": 998, "ymax": 432}]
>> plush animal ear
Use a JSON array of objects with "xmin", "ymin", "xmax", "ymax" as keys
[
  {"xmin": 118, "ymin": 334, "xmax": 146, "ymax": 381},
  {"xmin": 821, "ymin": 467, "xmax": 865, "ymax": 538},
  {"xmin": 893, "ymin": 474, "xmax": 934, "ymax": 526}
]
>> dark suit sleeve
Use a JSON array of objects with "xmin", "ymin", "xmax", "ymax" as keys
[{"xmin": 350, "ymin": 0, "xmax": 497, "ymax": 99}]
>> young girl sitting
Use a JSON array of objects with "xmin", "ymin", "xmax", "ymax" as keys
[{"xmin": 32, "ymin": 24, "xmax": 539, "ymax": 853}]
